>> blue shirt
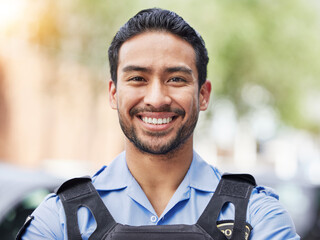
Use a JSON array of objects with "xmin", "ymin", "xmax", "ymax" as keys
[{"xmin": 22, "ymin": 151, "xmax": 300, "ymax": 239}]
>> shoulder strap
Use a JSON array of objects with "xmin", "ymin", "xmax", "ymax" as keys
[
  {"xmin": 56, "ymin": 177, "xmax": 116, "ymax": 240},
  {"xmin": 197, "ymin": 174, "xmax": 256, "ymax": 240},
  {"xmin": 15, "ymin": 215, "xmax": 34, "ymax": 240}
]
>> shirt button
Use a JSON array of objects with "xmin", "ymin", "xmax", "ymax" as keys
[{"xmin": 150, "ymin": 215, "xmax": 158, "ymax": 223}]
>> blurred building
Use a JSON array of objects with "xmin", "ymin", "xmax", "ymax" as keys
[
  {"xmin": 0, "ymin": 0, "xmax": 320, "ymax": 237},
  {"xmin": 0, "ymin": 5, "xmax": 124, "ymax": 176}
]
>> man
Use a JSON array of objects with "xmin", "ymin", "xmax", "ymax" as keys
[{"xmin": 18, "ymin": 8, "xmax": 299, "ymax": 239}]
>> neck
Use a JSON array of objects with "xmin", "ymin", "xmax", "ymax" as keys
[{"xmin": 125, "ymin": 137, "xmax": 194, "ymax": 216}]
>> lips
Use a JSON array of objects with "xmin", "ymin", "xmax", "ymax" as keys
[
  {"xmin": 136, "ymin": 112, "xmax": 178, "ymax": 132},
  {"xmin": 141, "ymin": 117, "xmax": 173, "ymax": 125},
  {"xmin": 131, "ymin": 106, "xmax": 185, "ymax": 129}
]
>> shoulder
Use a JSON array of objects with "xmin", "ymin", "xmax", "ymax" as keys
[
  {"xmin": 21, "ymin": 192, "xmax": 65, "ymax": 239},
  {"xmin": 20, "ymin": 152, "xmax": 128, "ymax": 239},
  {"xmin": 21, "ymin": 153, "xmax": 124, "ymax": 239},
  {"xmin": 249, "ymin": 185, "xmax": 283, "ymax": 221},
  {"xmin": 248, "ymin": 184, "xmax": 300, "ymax": 239}
]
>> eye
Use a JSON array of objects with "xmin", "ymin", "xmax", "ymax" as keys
[
  {"xmin": 128, "ymin": 76, "xmax": 145, "ymax": 82},
  {"xmin": 168, "ymin": 77, "xmax": 187, "ymax": 83}
]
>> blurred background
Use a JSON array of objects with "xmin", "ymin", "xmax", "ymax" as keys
[{"xmin": 0, "ymin": 0, "xmax": 319, "ymax": 238}]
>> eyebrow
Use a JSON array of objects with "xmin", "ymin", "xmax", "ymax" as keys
[
  {"xmin": 122, "ymin": 65, "xmax": 193, "ymax": 75},
  {"xmin": 165, "ymin": 66, "xmax": 193, "ymax": 75},
  {"xmin": 122, "ymin": 65, "xmax": 151, "ymax": 73}
]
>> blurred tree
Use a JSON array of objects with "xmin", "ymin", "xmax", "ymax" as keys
[
  {"xmin": 26, "ymin": 0, "xmax": 320, "ymax": 132},
  {"xmin": 203, "ymin": 0, "xmax": 320, "ymax": 132}
]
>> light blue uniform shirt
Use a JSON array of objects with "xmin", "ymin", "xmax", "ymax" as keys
[{"xmin": 22, "ymin": 151, "xmax": 300, "ymax": 239}]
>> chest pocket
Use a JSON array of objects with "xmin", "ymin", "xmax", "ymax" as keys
[{"xmin": 56, "ymin": 174, "xmax": 255, "ymax": 240}]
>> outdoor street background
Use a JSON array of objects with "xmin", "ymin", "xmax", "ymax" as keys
[{"xmin": 0, "ymin": 0, "xmax": 320, "ymax": 238}]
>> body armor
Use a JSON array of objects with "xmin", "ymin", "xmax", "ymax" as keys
[{"xmin": 56, "ymin": 174, "xmax": 256, "ymax": 240}]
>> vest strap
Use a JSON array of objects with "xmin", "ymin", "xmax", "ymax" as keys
[
  {"xmin": 56, "ymin": 177, "xmax": 116, "ymax": 240},
  {"xmin": 57, "ymin": 174, "xmax": 256, "ymax": 240},
  {"xmin": 196, "ymin": 174, "xmax": 256, "ymax": 240}
]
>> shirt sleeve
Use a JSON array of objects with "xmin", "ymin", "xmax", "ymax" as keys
[
  {"xmin": 20, "ymin": 193, "xmax": 65, "ymax": 240},
  {"xmin": 249, "ymin": 186, "xmax": 300, "ymax": 240}
]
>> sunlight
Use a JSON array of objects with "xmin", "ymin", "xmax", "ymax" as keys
[{"xmin": 0, "ymin": 0, "xmax": 26, "ymax": 33}]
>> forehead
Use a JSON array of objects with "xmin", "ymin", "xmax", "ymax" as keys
[{"xmin": 117, "ymin": 31, "xmax": 197, "ymax": 74}]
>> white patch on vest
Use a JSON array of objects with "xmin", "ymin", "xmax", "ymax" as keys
[{"xmin": 216, "ymin": 221, "xmax": 251, "ymax": 240}]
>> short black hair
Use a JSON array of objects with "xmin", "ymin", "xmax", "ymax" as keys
[{"xmin": 108, "ymin": 8, "xmax": 209, "ymax": 87}]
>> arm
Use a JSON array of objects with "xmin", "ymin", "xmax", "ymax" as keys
[
  {"xmin": 19, "ymin": 194, "xmax": 64, "ymax": 240},
  {"xmin": 249, "ymin": 186, "xmax": 300, "ymax": 239}
]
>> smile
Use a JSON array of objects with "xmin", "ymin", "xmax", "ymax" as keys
[{"xmin": 141, "ymin": 117, "xmax": 173, "ymax": 125}]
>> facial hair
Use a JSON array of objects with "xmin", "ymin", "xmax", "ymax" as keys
[{"xmin": 118, "ymin": 105, "xmax": 199, "ymax": 155}]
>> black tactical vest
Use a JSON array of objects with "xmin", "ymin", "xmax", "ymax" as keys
[{"xmin": 54, "ymin": 174, "xmax": 256, "ymax": 240}]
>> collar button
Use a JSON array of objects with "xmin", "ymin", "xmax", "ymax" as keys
[{"xmin": 150, "ymin": 215, "xmax": 158, "ymax": 223}]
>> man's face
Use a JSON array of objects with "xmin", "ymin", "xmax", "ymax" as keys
[{"xmin": 109, "ymin": 31, "xmax": 210, "ymax": 155}]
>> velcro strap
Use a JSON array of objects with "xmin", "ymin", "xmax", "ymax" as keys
[
  {"xmin": 219, "ymin": 180, "xmax": 251, "ymax": 198},
  {"xmin": 57, "ymin": 176, "xmax": 116, "ymax": 240},
  {"xmin": 56, "ymin": 176, "xmax": 93, "ymax": 201},
  {"xmin": 196, "ymin": 173, "xmax": 256, "ymax": 240}
]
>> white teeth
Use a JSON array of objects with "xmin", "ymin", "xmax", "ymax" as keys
[{"xmin": 142, "ymin": 117, "xmax": 173, "ymax": 125}]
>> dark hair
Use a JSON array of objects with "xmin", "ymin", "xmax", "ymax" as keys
[{"xmin": 108, "ymin": 8, "xmax": 209, "ymax": 87}]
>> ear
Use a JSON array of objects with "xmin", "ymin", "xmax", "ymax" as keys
[
  {"xmin": 199, "ymin": 80, "xmax": 211, "ymax": 111},
  {"xmin": 108, "ymin": 80, "xmax": 117, "ymax": 109}
]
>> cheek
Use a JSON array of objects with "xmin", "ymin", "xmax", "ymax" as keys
[
  {"xmin": 170, "ymin": 90, "xmax": 198, "ymax": 112},
  {"xmin": 117, "ymin": 88, "xmax": 144, "ymax": 112}
]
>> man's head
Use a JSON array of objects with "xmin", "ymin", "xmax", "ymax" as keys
[
  {"xmin": 108, "ymin": 8, "xmax": 211, "ymax": 155},
  {"xmin": 108, "ymin": 8, "xmax": 209, "ymax": 88}
]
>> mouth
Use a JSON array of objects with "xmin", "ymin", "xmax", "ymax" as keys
[
  {"xmin": 131, "ymin": 107, "xmax": 184, "ymax": 127},
  {"xmin": 136, "ymin": 111, "xmax": 179, "ymax": 128},
  {"xmin": 140, "ymin": 116, "xmax": 174, "ymax": 125}
]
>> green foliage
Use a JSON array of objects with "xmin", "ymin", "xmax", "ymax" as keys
[
  {"xmin": 209, "ymin": 0, "xmax": 320, "ymax": 132},
  {"xmin": 28, "ymin": 0, "xmax": 320, "ymax": 132}
]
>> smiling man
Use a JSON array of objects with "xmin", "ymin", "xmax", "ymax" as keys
[
  {"xmin": 18, "ymin": 8, "xmax": 299, "ymax": 240},
  {"xmin": 112, "ymin": 31, "xmax": 203, "ymax": 156}
]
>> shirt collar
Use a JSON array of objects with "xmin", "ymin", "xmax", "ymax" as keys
[
  {"xmin": 92, "ymin": 151, "xmax": 221, "ymax": 192},
  {"xmin": 188, "ymin": 151, "xmax": 221, "ymax": 192},
  {"xmin": 93, "ymin": 151, "xmax": 130, "ymax": 191}
]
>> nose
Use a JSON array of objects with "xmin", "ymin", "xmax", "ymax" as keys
[{"xmin": 143, "ymin": 80, "xmax": 172, "ymax": 108}]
